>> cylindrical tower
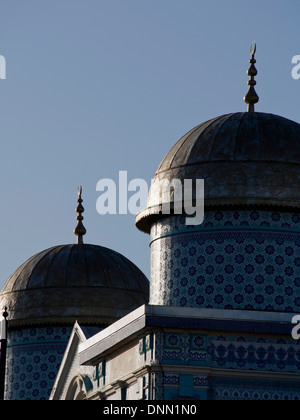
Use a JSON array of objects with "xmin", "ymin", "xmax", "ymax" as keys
[{"xmin": 136, "ymin": 112, "xmax": 300, "ymax": 311}]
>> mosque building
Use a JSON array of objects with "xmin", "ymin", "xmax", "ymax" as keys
[{"xmin": 1, "ymin": 45, "xmax": 300, "ymax": 400}]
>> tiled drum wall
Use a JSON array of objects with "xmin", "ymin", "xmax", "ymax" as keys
[
  {"xmin": 150, "ymin": 210, "xmax": 300, "ymax": 312},
  {"xmin": 5, "ymin": 326, "xmax": 71, "ymax": 400}
]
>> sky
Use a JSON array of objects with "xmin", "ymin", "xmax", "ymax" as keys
[{"xmin": 0, "ymin": 0, "xmax": 299, "ymax": 291}]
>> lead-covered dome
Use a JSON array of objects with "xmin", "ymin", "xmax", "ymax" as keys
[
  {"xmin": 136, "ymin": 112, "xmax": 300, "ymax": 233},
  {"xmin": 0, "ymin": 244, "xmax": 149, "ymax": 327}
]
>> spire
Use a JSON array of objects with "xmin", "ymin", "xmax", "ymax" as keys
[
  {"xmin": 243, "ymin": 41, "xmax": 259, "ymax": 112},
  {"xmin": 0, "ymin": 307, "xmax": 8, "ymax": 339},
  {"xmin": 74, "ymin": 186, "xmax": 86, "ymax": 245},
  {"xmin": 0, "ymin": 306, "xmax": 8, "ymax": 400}
]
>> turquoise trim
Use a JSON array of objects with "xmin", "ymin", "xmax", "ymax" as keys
[
  {"xmin": 179, "ymin": 374, "xmax": 194, "ymax": 397},
  {"xmin": 151, "ymin": 225, "xmax": 300, "ymax": 243}
]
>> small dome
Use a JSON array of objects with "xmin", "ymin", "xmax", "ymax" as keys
[
  {"xmin": 136, "ymin": 112, "xmax": 300, "ymax": 233},
  {"xmin": 0, "ymin": 244, "xmax": 149, "ymax": 327}
]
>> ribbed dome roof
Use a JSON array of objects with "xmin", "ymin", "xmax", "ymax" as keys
[
  {"xmin": 0, "ymin": 244, "xmax": 149, "ymax": 327},
  {"xmin": 136, "ymin": 112, "xmax": 300, "ymax": 233}
]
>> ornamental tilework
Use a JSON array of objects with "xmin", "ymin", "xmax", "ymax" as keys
[
  {"xmin": 209, "ymin": 335, "xmax": 300, "ymax": 373},
  {"xmin": 153, "ymin": 372, "xmax": 164, "ymax": 400},
  {"xmin": 167, "ymin": 392, "xmax": 204, "ymax": 400},
  {"xmin": 162, "ymin": 332, "xmax": 209, "ymax": 366},
  {"xmin": 163, "ymin": 373, "xmax": 208, "ymax": 387},
  {"xmin": 215, "ymin": 387, "xmax": 300, "ymax": 401},
  {"xmin": 160, "ymin": 374, "xmax": 208, "ymax": 400},
  {"xmin": 150, "ymin": 210, "xmax": 300, "ymax": 242},
  {"xmin": 154, "ymin": 331, "xmax": 300, "ymax": 400},
  {"xmin": 161, "ymin": 331, "xmax": 300, "ymax": 374},
  {"xmin": 5, "ymin": 326, "xmax": 71, "ymax": 400},
  {"xmin": 210, "ymin": 377, "xmax": 300, "ymax": 401},
  {"xmin": 150, "ymin": 211, "xmax": 300, "ymax": 312},
  {"xmin": 163, "ymin": 332, "xmax": 208, "ymax": 366}
]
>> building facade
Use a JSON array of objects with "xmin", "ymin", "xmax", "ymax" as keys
[
  {"xmin": 51, "ymin": 109, "xmax": 300, "ymax": 400},
  {"xmin": 51, "ymin": 306, "xmax": 300, "ymax": 400}
]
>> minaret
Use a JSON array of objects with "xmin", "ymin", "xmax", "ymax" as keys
[{"xmin": 244, "ymin": 41, "xmax": 259, "ymax": 112}]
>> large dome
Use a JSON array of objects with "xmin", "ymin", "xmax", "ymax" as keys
[
  {"xmin": 0, "ymin": 244, "xmax": 149, "ymax": 327},
  {"xmin": 136, "ymin": 112, "xmax": 300, "ymax": 233}
]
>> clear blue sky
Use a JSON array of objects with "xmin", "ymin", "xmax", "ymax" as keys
[{"xmin": 0, "ymin": 0, "xmax": 299, "ymax": 290}]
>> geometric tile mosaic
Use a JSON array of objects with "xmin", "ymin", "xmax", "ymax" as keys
[
  {"xmin": 159, "ymin": 331, "xmax": 300, "ymax": 374},
  {"xmin": 5, "ymin": 327, "xmax": 71, "ymax": 400},
  {"xmin": 211, "ymin": 377, "xmax": 300, "ymax": 400},
  {"xmin": 154, "ymin": 330, "xmax": 300, "ymax": 400},
  {"xmin": 150, "ymin": 211, "xmax": 300, "ymax": 312}
]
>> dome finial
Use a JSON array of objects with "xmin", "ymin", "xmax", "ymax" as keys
[
  {"xmin": 243, "ymin": 41, "xmax": 259, "ymax": 112},
  {"xmin": 74, "ymin": 186, "xmax": 86, "ymax": 245}
]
